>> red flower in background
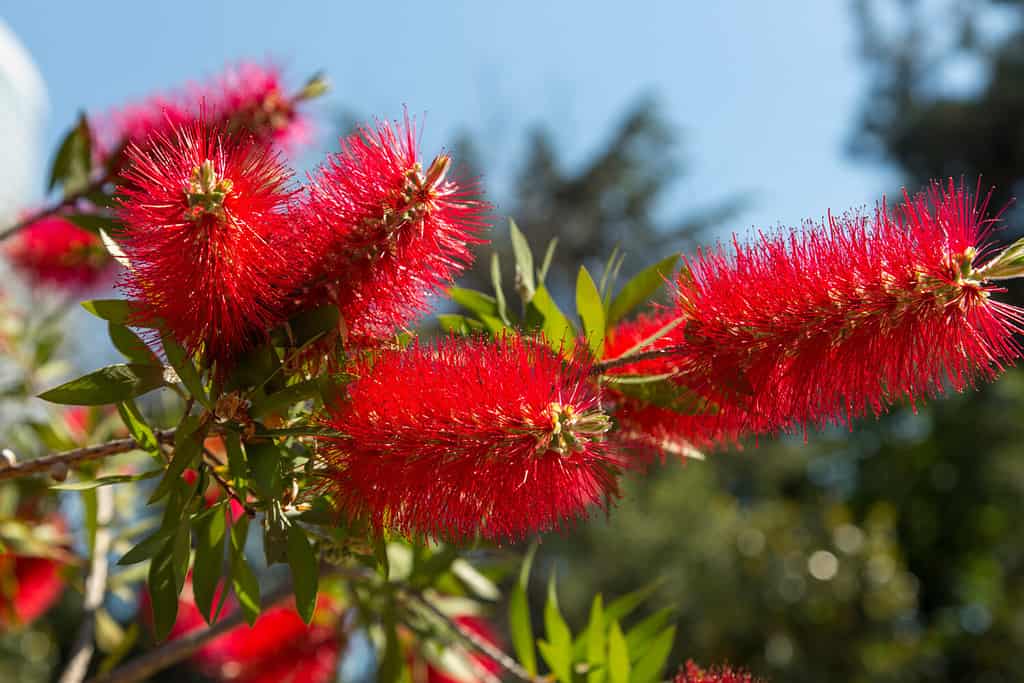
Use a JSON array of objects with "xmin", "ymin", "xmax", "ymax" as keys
[
  {"xmin": 319, "ymin": 335, "xmax": 619, "ymax": 542},
  {"xmin": 673, "ymin": 180, "xmax": 1024, "ymax": 432},
  {"xmin": 5, "ymin": 216, "xmax": 112, "ymax": 290},
  {"xmin": 117, "ymin": 118, "xmax": 303, "ymax": 367},
  {"xmin": 0, "ymin": 554, "xmax": 63, "ymax": 629},
  {"xmin": 93, "ymin": 61, "xmax": 312, "ymax": 163},
  {"xmin": 675, "ymin": 661, "xmax": 764, "ymax": 683},
  {"xmin": 299, "ymin": 115, "xmax": 488, "ymax": 342},
  {"xmin": 141, "ymin": 580, "xmax": 343, "ymax": 683}
]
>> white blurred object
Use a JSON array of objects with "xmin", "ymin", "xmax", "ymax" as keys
[{"xmin": 0, "ymin": 20, "xmax": 47, "ymax": 223}]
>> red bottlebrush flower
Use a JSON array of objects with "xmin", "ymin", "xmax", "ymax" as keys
[
  {"xmin": 674, "ymin": 180, "xmax": 1024, "ymax": 432},
  {"xmin": 141, "ymin": 580, "xmax": 342, "ymax": 683},
  {"xmin": 93, "ymin": 61, "xmax": 312, "ymax": 163},
  {"xmin": 0, "ymin": 554, "xmax": 63, "ymax": 629},
  {"xmin": 5, "ymin": 216, "xmax": 112, "ymax": 289},
  {"xmin": 116, "ymin": 118, "xmax": 301, "ymax": 367},
  {"xmin": 601, "ymin": 311, "xmax": 743, "ymax": 456},
  {"xmin": 299, "ymin": 116, "xmax": 488, "ymax": 342},
  {"xmin": 675, "ymin": 661, "xmax": 764, "ymax": 683},
  {"xmin": 423, "ymin": 616, "xmax": 501, "ymax": 683},
  {"xmin": 319, "ymin": 335, "xmax": 619, "ymax": 542}
]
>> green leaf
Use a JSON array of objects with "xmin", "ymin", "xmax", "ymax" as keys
[
  {"xmin": 229, "ymin": 516, "xmax": 260, "ymax": 626},
  {"xmin": 65, "ymin": 213, "xmax": 122, "ymax": 236},
  {"xmin": 509, "ymin": 544, "xmax": 538, "ymax": 675},
  {"xmin": 162, "ymin": 333, "xmax": 211, "ymax": 409},
  {"xmin": 224, "ymin": 431, "xmax": 248, "ymax": 489},
  {"xmin": 437, "ymin": 314, "xmax": 485, "ymax": 334},
  {"xmin": 449, "ymin": 287, "xmax": 499, "ymax": 319},
  {"xmin": 51, "ymin": 470, "xmax": 161, "ymax": 491},
  {"xmin": 149, "ymin": 418, "xmax": 203, "ymax": 504},
  {"xmin": 540, "ymin": 574, "xmax": 573, "ymax": 683},
  {"xmin": 118, "ymin": 529, "xmax": 174, "ymax": 566},
  {"xmin": 247, "ymin": 442, "xmax": 284, "ymax": 500},
  {"xmin": 109, "ymin": 323, "xmax": 158, "ymax": 365},
  {"xmin": 510, "ymin": 219, "xmax": 536, "ymax": 300},
  {"xmin": 608, "ymin": 622, "xmax": 631, "ymax": 683},
  {"xmin": 287, "ymin": 525, "xmax": 319, "ymax": 624},
  {"xmin": 378, "ymin": 606, "xmax": 403, "ymax": 683},
  {"xmin": 288, "ymin": 304, "xmax": 340, "ymax": 346},
  {"xmin": 605, "ymin": 376, "xmax": 708, "ymax": 415},
  {"xmin": 39, "ymin": 363, "xmax": 166, "ymax": 406},
  {"xmin": 624, "ymin": 608, "xmax": 674, "ymax": 658},
  {"xmin": 605, "ymin": 583, "xmax": 660, "ymax": 623},
  {"xmin": 630, "ymin": 627, "xmax": 675, "ymax": 683},
  {"xmin": 490, "ymin": 253, "xmax": 511, "ymax": 325},
  {"xmin": 117, "ymin": 400, "xmax": 158, "ymax": 454},
  {"xmin": 538, "ymin": 238, "xmax": 559, "ymax": 284},
  {"xmin": 526, "ymin": 285, "xmax": 576, "ymax": 352},
  {"xmin": 81, "ymin": 299, "xmax": 136, "ymax": 325},
  {"xmin": 576, "ymin": 266, "xmax": 607, "ymax": 356},
  {"xmin": 193, "ymin": 503, "xmax": 228, "ymax": 624},
  {"xmin": 250, "ymin": 379, "xmax": 321, "ymax": 419},
  {"xmin": 48, "ymin": 113, "xmax": 92, "ymax": 195},
  {"xmin": 607, "ymin": 254, "xmax": 679, "ymax": 325},
  {"xmin": 586, "ymin": 595, "xmax": 607, "ymax": 683},
  {"xmin": 147, "ymin": 536, "xmax": 181, "ymax": 642}
]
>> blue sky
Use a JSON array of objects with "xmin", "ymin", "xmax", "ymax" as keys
[{"xmin": 4, "ymin": 0, "xmax": 897, "ymax": 238}]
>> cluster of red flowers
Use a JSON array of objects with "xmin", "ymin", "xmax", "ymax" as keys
[
  {"xmin": 0, "ymin": 514, "xmax": 67, "ymax": 630},
  {"xmin": 674, "ymin": 661, "xmax": 764, "ymax": 683},
  {"xmin": 5, "ymin": 216, "xmax": 111, "ymax": 290},
  {"xmin": 143, "ymin": 580, "xmax": 343, "ymax": 683}
]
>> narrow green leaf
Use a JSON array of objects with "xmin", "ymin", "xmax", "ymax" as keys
[
  {"xmin": 583, "ymin": 595, "xmax": 608, "ymax": 683},
  {"xmin": 630, "ymin": 627, "xmax": 675, "ymax": 683},
  {"xmin": 490, "ymin": 253, "xmax": 511, "ymax": 325},
  {"xmin": 48, "ymin": 113, "xmax": 92, "ymax": 195},
  {"xmin": 449, "ymin": 287, "xmax": 499, "ymax": 319},
  {"xmin": 608, "ymin": 622, "xmax": 631, "ymax": 683},
  {"xmin": 607, "ymin": 254, "xmax": 680, "ymax": 325},
  {"xmin": 51, "ymin": 470, "xmax": 160, "ymax": 491},
  {"xmin": 82, "ymin": 488, "xmax": 98, "ymax": 555},
  {"xmin": 118, "ymin": 529, "xmax": 174, "ymax": 566},
  {"xmin": 625, "ymin": 608, "xmax": 675, "ymax": 658},
  {"xmin": 117, "ymin": 400, "xmax": 158, "ymax": 453},
  {"xmin": 288, "ymin": 304, "xmax": 340, "ymax": 346},
  {"xmin": 605, "ymin": 583, "xmax": 661, "ymax": 623},
  {"xmin": 81, "ymin": 299, "xmax": 135, "ymax": 325},
  {"xmin": 538, "ymin": 237, "xmax": 559, "ymax": 284},
  {"xmin": 39, "ymin": 363, "xmax": 166, "ymax": 406},
  {"xmin": 250, "ymin": 379, "xmax": 321, "ymax": 419},
  {"xmin": 109, "ymin": 323, "xmax": 158, "ymax": 365},
  {"xmin": 541, "ymin": 574, "xmax": 573, "ymax": 683},
  {"xmin": 193, "ymin": 503, "xmax": 228, "ymax": 624},
  {"xmin": 224, "ymin": 431, "xmax": 247, "ymax": 489},
  {"xmin": 526, "ymin": 285, "xmax": 576, "ymax": 352},
  {"xmin": 148, "ymin": 419, "xmax": 203, "ymax": 504},
  {"xmin": 510, "ymin": 219, "xmax": 536, "ymax": 300},
  {"xmin": 147, "ymin": 537, "xmax": 180, "ymax": 642},
  {"xmin": 287, "ymin": 525, "xmax": 319, "ymax": 624},
  {"xmin": 437, "ymin": 314, "xmax": 485, "ymax": 334},
  {"xmin": 162, "ymin": 333, "xmax": 211, "ymax": 409},
  {"xmin": 509, "ymin": 544, "xmax": 538, "ymax": 675},
  {"xmin": 229, "ymin": 516, "xmax": 260, "ymax": 626},
  {"xmin": 65, "ymin": 213, "xmax": 121, "ymax": 236},
  {"xmin": 576, "ymin": 266, "xmax": 607, "ymax": 355},
  {"xmin": 247, "ymin": 442, "xmax": 283, "ymax": 500},
  {"xmin": 378, "ymin": 607, "xmax": 403, "ymax": 683},
  {"xmin": 99, "ymin": 229, "xmax": 131, "ymax": 268}
]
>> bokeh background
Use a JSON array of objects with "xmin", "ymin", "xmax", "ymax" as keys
[{"xmin": 4, "ymin": 1, "xmax": 1024, "ymax": 681}]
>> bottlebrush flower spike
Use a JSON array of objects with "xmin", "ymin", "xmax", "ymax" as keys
[
  {"xmin": 93, "ymin": 61, "xmax": 314, "ymax": 162},
  {"xmin": 117, "ymin": 118, "xmax": 300, "ymax": 368},
  {"xmin": 0, "ymin": 554, "xmax": 64, "ymax": 629},
  {"xmin": 299, "ymin": 115, "xmax": 488, "ymax": 342},
  {"xmin": 674, "ymin": 180, "xmax": 1024, "ymax": 432},
  {"xmin": 318, "ymin": 335, "xmax": 619, "ymax": 542},
  {"xmin": 675, "ymin": 661, "xmax": 765, "ymax": 683},
  {"xmin": 601, "ymin": 311, "xmax": 744, "ymax": 457},
  {"xmin": 5, "ymin": 216, "xmax": 112, "ymax": 290}
]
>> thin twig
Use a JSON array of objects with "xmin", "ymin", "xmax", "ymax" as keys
[
  {"xmin": 405, "ymin": 589, "xmax": 545, "ymax": 683},
  {"xmin": 85, "ymin": 581, "xmax": 296, "ymax": 683},
  {"xmin": 0, "ymin": 173, "xmax": 113, "ymax": 242},
  {"xmin": 59, "ymin": 486, "xmax": 115, "ymax": 683},
  {"xmin": 592, "ymin": 344, "xmax": 688, "ymax": 375},
  {"xmin": 0, "ymin": 430, "xmax": 176, "ymax": 481},
  {"xmin": 202, "ymin": 446, "xmax": 256, "ymax": 518}
]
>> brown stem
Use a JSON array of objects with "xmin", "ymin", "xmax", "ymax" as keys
[
  {"xmin": 0, "ymin": 173, "xmax": 113, "ymax": 242},
  {"xmin": 202, "ymin": 446, "xmax": 256, "ymax": 518},
  {"xmin": 58, "ymin": 486, "xmax": 114, "ymax": 683},
  {"xmin": 592, "ymin": 345, "xmax": 688, "ymax": 375},
  {"xmin": 0, "ymin": 430, "xmax": 177, "ymax": 481}
]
